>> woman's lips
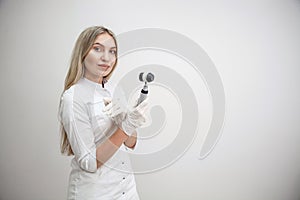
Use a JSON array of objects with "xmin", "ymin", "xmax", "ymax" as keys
[{"xmin": 98, "ymin": 64, "xmax": 110, "ymax": 69}]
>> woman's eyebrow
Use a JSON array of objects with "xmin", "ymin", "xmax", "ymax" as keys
[{"xmin": 93, "ymin": 42, "xmax": 116, "ymax": 49}]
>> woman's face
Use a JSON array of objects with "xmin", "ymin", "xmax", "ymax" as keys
[{"xmin": 83, "ymin": 32, "xmax": 117, "ymax": 83}]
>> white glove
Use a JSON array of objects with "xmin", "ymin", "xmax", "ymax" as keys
[
  {"xmin": 103, "ymin": 97, "xmax": 149, "ymax": 136},
  {"xmin": 102, "ymin": 97, "xmax": 127, "ymax": 124},
  {"xmin": 120, "ymin": 98, "xmax": 149, "ymax": 136}
]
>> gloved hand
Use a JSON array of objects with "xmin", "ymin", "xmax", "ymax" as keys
[
  {"xmin": 120, "ymin": 98, "xmax": 149, "ymax": 136},
  {"xmin": 103, "ymin": 97, "xmax": 149, "ymax": 136},
  {"xmin": 102, "ymin": 97, "xmax": 127, "ymax": 124}
]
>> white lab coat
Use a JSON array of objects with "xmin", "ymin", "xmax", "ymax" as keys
[{"xmin": 59, "ymin": 77, "xmax": 140, "ymax": 200}]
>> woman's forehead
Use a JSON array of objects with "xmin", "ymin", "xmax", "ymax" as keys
[{"xmin": 94, "ymin": 33, "xmax": 116, "ymax": 48}]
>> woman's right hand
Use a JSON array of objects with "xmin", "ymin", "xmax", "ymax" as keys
[
  {"xmin": 103, "ymin": 97, "xmax": 149, "ymax": 136},
  {"xmin": 102, "ymin": 97, "xmax": 127, "ymax": 120}
]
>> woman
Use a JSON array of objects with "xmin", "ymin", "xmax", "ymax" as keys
[{"xmin": 58, "ymin": 26, "xmax": 148, "ymax": 200}]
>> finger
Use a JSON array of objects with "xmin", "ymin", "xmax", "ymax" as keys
[
  {"xmin": 103, "ymin": 98, "xmax": 121, "ymax": 111},
  {"xmin": 135, "ymin": 99, "xmax": 149, "ymax": 112},
  {"xmin": 107, "ymin": 103, "xmax": 124, "ymax": 117},
  {"xmin": 109, "ymin": 107, "xmax": 123, "ymax": 117},
  {"xmin": 110, "ymin": 102, "xmax": 121, "ymax": 113},
  {"xmin": 136, "ymin": 116, "xmax": 146, "ymax": 125},
  {"xmin": 102, "ymin": 102, "xmax": 113, "ymax": 112},
  {"xmin": 103, "ymin": 99, "xmax": 121, "ymax": 112}
]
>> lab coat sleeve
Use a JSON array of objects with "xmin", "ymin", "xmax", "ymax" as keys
[{"xmin": 60, "ymin": 91, "xmax": 97, "ymax": 173}]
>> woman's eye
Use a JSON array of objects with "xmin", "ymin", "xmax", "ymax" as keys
[
  {"xmin": 93, "ymin": 47, "xmax": 102, "ymax": 52},
  {"xmin": 110, "ymin": 50, "xmax": 116, "ymax": 54}
]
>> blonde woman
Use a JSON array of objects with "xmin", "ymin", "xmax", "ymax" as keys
[{"xmin": 59, "ymin": 26, "xmax": 148, "ymax": 200}]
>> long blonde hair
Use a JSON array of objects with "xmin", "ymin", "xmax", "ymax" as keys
[{"xmin": 59, "ymin": 26, "xmax": 118, "ymax": 155}]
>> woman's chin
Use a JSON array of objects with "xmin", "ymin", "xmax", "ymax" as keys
[
  {"xmin": 95, "ymin": 70, "xmax": 106, "ymax": 77},
  {"xmin": 99, "ymin": 69, "xmax": 112, "ymax": 77}
]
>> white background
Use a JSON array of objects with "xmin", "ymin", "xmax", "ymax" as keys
[{"xmin": 0, "ymin": 0, "xmax": 300, "ymax": 199}]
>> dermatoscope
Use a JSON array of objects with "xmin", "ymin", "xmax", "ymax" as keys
[{"xmin": 137, "ymin": 72, "xmax": 155, "ymax": 105}]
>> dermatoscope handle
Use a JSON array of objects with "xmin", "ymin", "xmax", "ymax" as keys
[{"xmin": 137, "ymin": 83, "xmax": 148, "ymax": 105}]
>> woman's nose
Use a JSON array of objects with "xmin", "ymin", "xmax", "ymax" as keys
[{"xmin": 101, "ymin": 51, "xmax": 110, "ymax": 62}]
